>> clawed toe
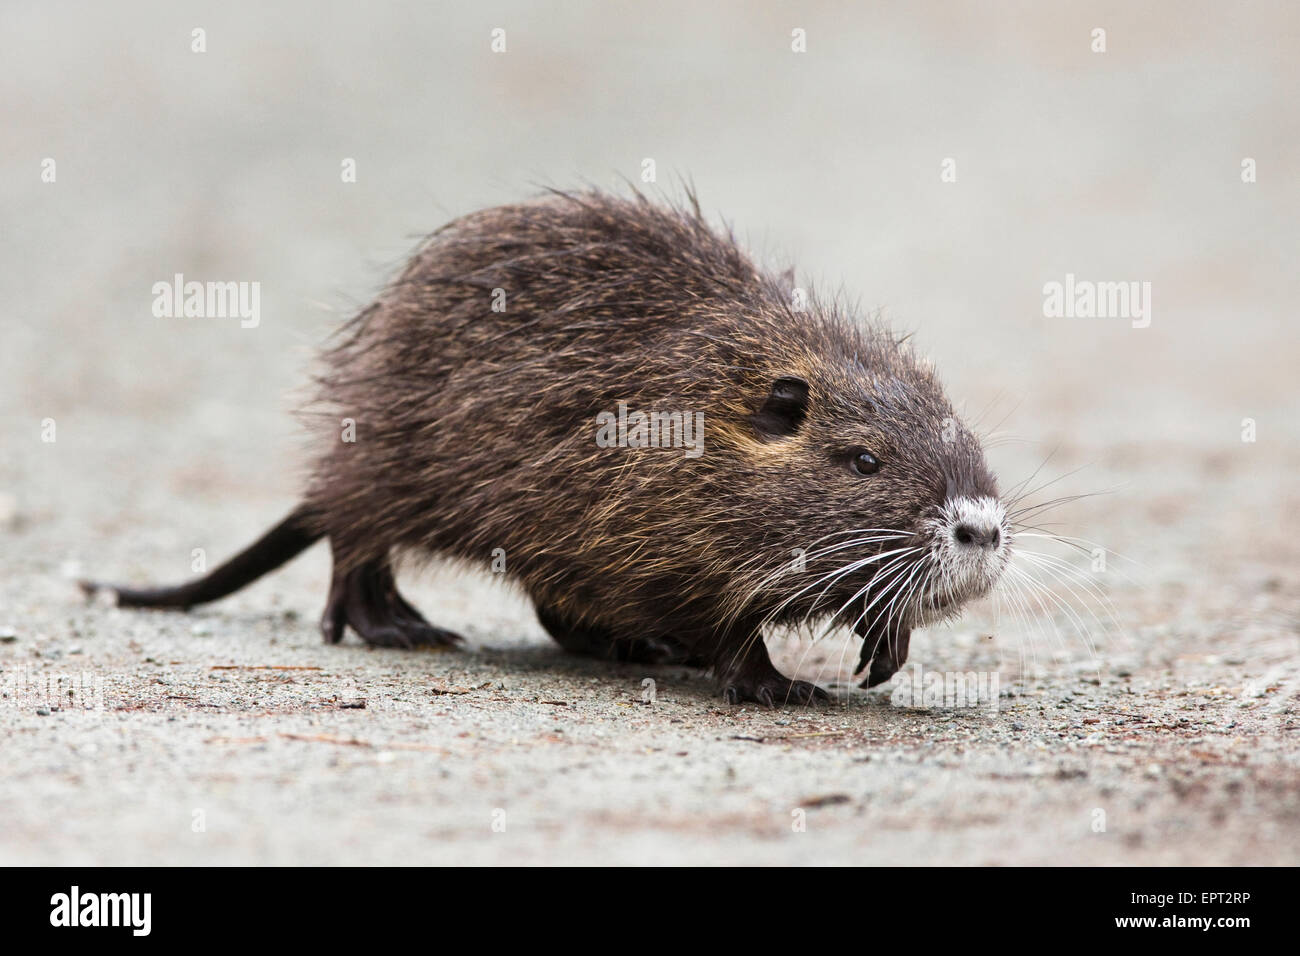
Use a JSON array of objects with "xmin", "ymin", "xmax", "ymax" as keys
[
  {"xmin": 321, "ymin": 558, "xmax": 462, "ymax": 650},
  {"xmin": 360, "ymin": 619, "xmax": 463, "ymax": 649},
  {"xmin": 723, "ymin": 675, "xmax": 827, "ymax": 708},
  {"xmin": 859, "ymin": 652, "xmax": 905, "ymax": 688},
  {"xmin": 786, "ymin": 680, "xmax": 829, "ymax": 705}
]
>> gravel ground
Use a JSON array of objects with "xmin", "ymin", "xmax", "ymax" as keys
[{"xmin": 2, "ymin": 2, "xmax": 1297, "ymax": 865}]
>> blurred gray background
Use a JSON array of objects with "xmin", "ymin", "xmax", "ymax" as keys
[{"xmin": 1, "ymin": 2, "xmax": 1297, "ymax": 865}]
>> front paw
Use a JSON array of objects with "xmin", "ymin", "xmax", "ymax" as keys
[
  {"xmin": 855, "ymin": 620, "xmax": 911, "ymax": 688},
  {"xmin": 722, "ymin": 676, "xmax": 828, "ymax": 708},
  {"xmin": 859, "ymin": 654, "xmax": 903, "ymax": 688}
]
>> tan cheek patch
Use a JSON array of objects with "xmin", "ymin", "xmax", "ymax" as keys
[
  {"xmin": 710, "ymin": 396, "xmax": 814, "ymax": 462},
  {"xmin": 716, "ymin": 355, "xmax": 822, "ymax": 458}
]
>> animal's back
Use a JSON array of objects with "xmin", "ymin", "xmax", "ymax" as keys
[{"xmin": 307, "ymin": 192, "xmax": 793, "ymax": 623}]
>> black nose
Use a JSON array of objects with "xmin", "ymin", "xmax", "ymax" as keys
[{"xmin": 954, "ymin": 523, "xmax": 1000, "ymax": 550}]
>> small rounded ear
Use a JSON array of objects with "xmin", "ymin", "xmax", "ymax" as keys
[{"xmin": 752, "ymin": 376, "xmax": 809, "ymax": 439}]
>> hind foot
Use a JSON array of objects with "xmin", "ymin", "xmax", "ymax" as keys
[{"xmin": 321, "ymin": 557, "xmax": 462, "ymax": 649}]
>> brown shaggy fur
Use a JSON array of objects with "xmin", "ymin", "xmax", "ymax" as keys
[{"xmin": 91, "ymin": 189, "xmax": 1000, "ymax": 705}]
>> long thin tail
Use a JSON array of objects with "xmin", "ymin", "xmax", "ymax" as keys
[{"xmin": 81, "ymin": 505, "xmax": 322, "ymax": 610}]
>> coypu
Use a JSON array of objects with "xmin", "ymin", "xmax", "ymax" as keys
[{"xmin": 83, "ymin": 189, "xmax": 1011, "ymax": 705}]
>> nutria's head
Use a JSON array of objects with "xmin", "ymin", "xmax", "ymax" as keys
[{"xmin": 719, "ymin": 314, "xmax": 1010, "ymax": 683}]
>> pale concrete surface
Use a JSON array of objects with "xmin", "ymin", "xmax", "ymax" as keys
[{"xmin": 1, "ymin": 1, "xmax": 1297, "ymax": 864}]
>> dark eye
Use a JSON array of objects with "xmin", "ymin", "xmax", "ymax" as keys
[{"xmin": 849, "ymin": 449, "xmax": 881, "ymax": 476}]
